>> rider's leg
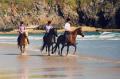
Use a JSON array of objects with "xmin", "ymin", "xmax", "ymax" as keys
[
  {"xmin": 64, "ymin": 31, "xmax": 68, "ymax": 43},
  {"xmin": 17, "ymin": 34, "xmax": 21, "ymax": 45}
]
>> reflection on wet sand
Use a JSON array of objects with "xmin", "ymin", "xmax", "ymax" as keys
[
  {"xmin": 17, "ymin": 56, "xmax": 29, "ymax": 79},
  {"xmin": 0, "ymin": 54, "xmax": 120, "ymax": 79},
  {"xmin": 30, "ymin": 55, "xmax": 84, "ymax": 79},
  {"xmin": 0, "ymin": 44, "xmax": 120, "ymax": 79}
]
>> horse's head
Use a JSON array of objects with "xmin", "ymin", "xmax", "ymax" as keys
[
  {"xmin": 49, "ymin": 28, "xmax": 58, "ymax": 37},
  {"xmin": 21, "ymin": 32, "xmax": 28, "ymax": 39},
  {"xmin": 76, "ymin": 27, "xmax": 84, "ymax": 37},
  {"xmin": 22, "ymin": 31, "xmax": 28, "ymax": 38}
]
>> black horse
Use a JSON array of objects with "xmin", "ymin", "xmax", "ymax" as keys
[
  {"xmin": 41, "ymin": 28, "xmax": 57, "ymax": 56},
  {"xmin": 53, "ymin": 27, "xmax": 84, "ymax": 56}
]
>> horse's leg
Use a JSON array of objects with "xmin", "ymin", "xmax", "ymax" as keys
[
  {"xmin": 45, "ymin": 45, "xmax": 48, "ymax": 53},
  {"xmin": 20, "ymin": 46, "xmax": 23, "ymax": 54},
  {"xmin": 66, "ymin": 45, "xmax": 69, "ymax": 56},
  {"xmin": 73, "ymin": 44, "xmax": 76, "ymax": 55},
  {"xmin": 20, "ymin": 46, "xmax": 25, "ymax": 55},
  {"xmin": 58, "ymin": 45, "xmax": 60, "ymax": 55},
  {"xmin": 48, "ymin": 45, "xmax": 50, "ymax": 56},
  {"xmin": 23, "ymin": 45, "xmax": 26, "ymax": 54},
  {"xmin": 61, "ymin": 44, "xmax": 65, "ymax": 56},
  {"xmin": 53, "ymin": 43, "xmax": 60, "ymax": 55},
  {"xmin": 52, "ymin": 43, "xmax": 58, "ymax": 54},
  {"xmin": 51, "ymin": 44, "xmax": 54, "ymax": 54},
  {"xmin": 52, "ymin": 44, "xmax": 54, "ymax": 54},
  {"xmin": 41, "ymin": 42, "xmax": 46, "ymax": 53}
]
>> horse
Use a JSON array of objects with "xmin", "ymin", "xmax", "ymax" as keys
[
  {"xmin": 53, "ymin": 27, "xmax": 84, "ymax": 56},
  {"xmin": 41, "ymin": 28, "xmax": 57, "ymax": 56},
  {"xmin": 18, "ymin": 32, "xmax": 29, "ymax": 55}
]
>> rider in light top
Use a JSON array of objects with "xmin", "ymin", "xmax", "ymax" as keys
[
  {"xmin": 64, "ymin": 18, "xmax": 71, "ymax": 32},
  {"xmin": 18, "ymin": 21, "xmax": 26, "ymax": 34},
  {"xmin": 64, "ymin": 18, "xmax": 71, "ymax": 43},
  {"xmin": 17, "ymin": 21, "xmax": 29, "ymax": 45},
  {"xmin": 44, "ymin": 20, "xmax": 53, "ymax": 35},
  {"xmin": 44, "ymin": 20, "xmax": 57, "ymax": 43}
]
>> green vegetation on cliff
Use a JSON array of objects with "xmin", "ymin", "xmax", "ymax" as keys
[{"xmin": 0, "ymin": 0, "xmax": 120, "ymax": 31}]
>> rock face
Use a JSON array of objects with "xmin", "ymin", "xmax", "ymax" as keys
[{"xmin": 0, "ymin": 0, "xmax": 120, "ymax": 31}]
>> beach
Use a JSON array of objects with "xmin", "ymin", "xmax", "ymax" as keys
[
  {"xmin": 1, "ymin": 26, "xmax": 120, "ymax": 35},
  {"xmin": 0, "ymin": 32, "xmax": 120, "ymax": 79}
]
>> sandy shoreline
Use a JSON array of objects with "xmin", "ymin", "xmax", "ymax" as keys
[{"xmin": 0, "ymin": 26, "xmax": 120, "ymax": 34}]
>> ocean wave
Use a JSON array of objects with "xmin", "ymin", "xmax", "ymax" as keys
[
  {"xmin": 99, "ymin": 32, "xmax": 120, "ymax": 40},
  {"xmin": 0, "ymin": 32, "xmax": 120, "ymax": 42}
]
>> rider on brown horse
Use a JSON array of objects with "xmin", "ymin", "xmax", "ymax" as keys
[
  {"xmin": 17, "ymin": 21, "xmax": 29, "ymax": 45},
  {"xmin": 64, "ymin": 18, "xmax": 72, "ymax": 43}
]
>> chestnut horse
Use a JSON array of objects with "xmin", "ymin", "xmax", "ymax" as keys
[
  {"xmin": 18, "ymin": 32, "xmax": 29, "ymax": 55},
  {"xmin": 53, "ymin": 27, "xmax": 84, "ymax": 56}
]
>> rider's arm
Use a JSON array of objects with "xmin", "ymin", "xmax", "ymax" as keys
[{"xmin": 18, "ymin": 26, "xmax": 21, "ymax": 33}]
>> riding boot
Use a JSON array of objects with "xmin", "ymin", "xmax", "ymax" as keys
[
  {"xmin": 17, "ymin": 35, "xmax": 21, "ymax": 45},
  {"xmin": 69, "ymin": 35, "xmax": 72, "ymax": 43}
]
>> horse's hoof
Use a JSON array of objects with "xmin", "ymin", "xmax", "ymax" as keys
[
  {"xmin": 21, "ymin": 53, "xmax": 27, "ymax": 56},
  {"xmin": 73, "ymin": 53, "xmax": 76, "ymax": 55},
  {"xmin": 51, "ymin": 52, "xmax": 54, "ymax": 54},
  {"xmin": 48, "ymin": 54, "xmax": 50, "ymax": 56},
  {"xmin": 60, "ymin": 54, "xmax": 63, "ymax": 56}
]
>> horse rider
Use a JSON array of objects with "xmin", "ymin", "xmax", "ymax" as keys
[
  {"xmin": 17, "ymin": 21, "xmax": 29, "ymax": 45},
  {"xmin": 64, "ymin": 18, "xmax": 72, "ymax": 43},
  {"xmin": 44, "ymin": 20, "xmax": 56, "ymax": 43},
  {"xmin": 44, "ymin": 20, "xmax": 53, "ymax": 36}
]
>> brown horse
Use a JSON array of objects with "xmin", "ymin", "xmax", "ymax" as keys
[
  {"xmin": 53, "ymin": 27, "xmax": 84, "ymax": 56},
  {"xmin": 18, "ymin": 32, "xmax": 29, "ymax": 55}
]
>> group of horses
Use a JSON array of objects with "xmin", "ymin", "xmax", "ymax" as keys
[{"xmin": 18, "ymin": 27, "xmax": 84, "ymax": 56}]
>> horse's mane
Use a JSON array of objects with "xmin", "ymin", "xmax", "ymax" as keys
[
  {"xmin": 75, "ymin": 27, "xmax": 81, "ymax": 31},
  {"xmin": 72, "ymin": 27, "xmax": 82, "ymax": 34},
  {"xmin": 49, "ymin": 28, "xmax": 56, "ymax": 33}
]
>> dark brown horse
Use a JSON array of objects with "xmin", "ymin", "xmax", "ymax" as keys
[
  {"xmin": 18, "ymin": 32, "xmax": 29, "ymax": 55},
  {"xmin": 41, "ymin": 28, "xmax": 57, "ymax": 56},
  {"xmin": 53, "ymin": 27, "xmax": 84, "ymax": 56}
]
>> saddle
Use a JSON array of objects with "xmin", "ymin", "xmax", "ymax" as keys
[{"xmin": 17, "ymin": 32, "xmax": 29, "ymax": 45}]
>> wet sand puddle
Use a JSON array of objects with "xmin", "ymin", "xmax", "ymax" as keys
[{"xmin": 0, "ymin": 54, "xmax": 120, "ymax": 79}]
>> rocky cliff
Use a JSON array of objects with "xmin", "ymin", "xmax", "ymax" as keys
[{"xmin": 0, "ymin": 0, "xmax": 120, "ymax": 31}]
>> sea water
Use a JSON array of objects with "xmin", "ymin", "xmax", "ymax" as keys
[
  {"xmin": 0, "ymin": 32, "xmax": 120, "ymax": 79},
  {"xmin": 0, "ymin": 32, "xmax": 120, "ymax": 44},
  {"xmin": 0, "ymin": 32, "xmax": 120, "ymax": 60}
]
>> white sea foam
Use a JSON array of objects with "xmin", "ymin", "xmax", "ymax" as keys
[
  {"xmin": 0, "ymin": 32, "xmax": 120, "ymax": 44},
  {"xmin": 99, "ymin": 32, "xmax": 120, "ymax": 40}
]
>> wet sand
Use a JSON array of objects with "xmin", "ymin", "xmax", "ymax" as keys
[{"xmin": 0, "ymin": 43, "xmax": 120, "ymax": 79}]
